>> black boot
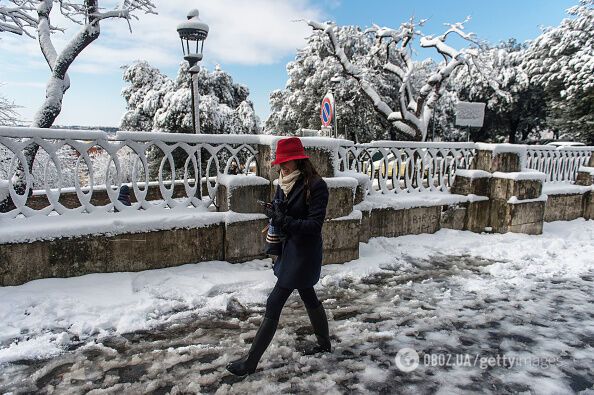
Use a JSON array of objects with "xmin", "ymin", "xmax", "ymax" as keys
[
  {"xmin": 226, "ymin": 317, "xmax": 278, "ymax": 376},
  {"xmin": 305, "ymin": 303, "xmax": 331, "ymax": 354}
]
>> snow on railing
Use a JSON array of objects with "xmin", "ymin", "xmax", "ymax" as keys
[
  {"xmin": 525, "ymin": 145, "xmax": 594, "ymax": 183},
  {"xmin": 0, "ymin": 127, "xmax": 261, "ymax": 218},
  {"xmin": 338, "ymin": 141, "xmax": 476, "ymax": 194}
]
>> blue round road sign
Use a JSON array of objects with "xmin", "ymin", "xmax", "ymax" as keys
[{"xmin": 321, "ymin": 97, "xmax": 333, "ymax": 127}]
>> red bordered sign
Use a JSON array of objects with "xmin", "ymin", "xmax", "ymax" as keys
[{"xmin": 320, "ymin": 93, "xmax": 334, "ymax": 127}]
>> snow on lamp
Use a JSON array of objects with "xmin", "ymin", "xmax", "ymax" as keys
[
  {"xmin": 177, "ymin": 9, "xmax": 209, "ymax": 133},
  {"xmin": 177, "ymin": 9, "xmax": 209, "ymax": 67}
]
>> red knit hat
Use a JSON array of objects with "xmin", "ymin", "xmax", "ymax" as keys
[{"xmin": 271, "ymin": 137, "xmax": 310, "ymax": 165}]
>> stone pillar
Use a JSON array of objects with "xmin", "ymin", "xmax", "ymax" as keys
[
  {"xmin": 224, "ymin": 213, "xmax": 268, "ymax": 263},
  {"xmin": 581, "ymin": 157, "xmax": 594, "ymax": 220},
  {"xmin": 216, "ymin": 174, "xmax": 270, "ymax": 213},
  {"xmin": 576, "ymin": 165, "xmax": 594, "ymax": 187},
  {"xmin": 471, "ymin": 145, "xmax": 522, "ymax": 173},
  {"xmin": 322, "ymin": 177, "xmax": 360, "ymax": 264},
  {"xmin": 471, "ymin": 145, "xmax": 545, "ymax": 235},
  {"xmin": 445, "ymin": 169, "xmax": 492, "ymax": 232}
]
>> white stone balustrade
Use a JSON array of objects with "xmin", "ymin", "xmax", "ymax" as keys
[
  {"xmin": 0, "ymin": 127, "xmax": 264, "ymax": 219},
  {"xmin": 337, "ymin": 141, "xmax": 477, "ymax": 194},
  {"xmin": 526, "ymin": 145, "xmax": 593, "ymax": 183}
]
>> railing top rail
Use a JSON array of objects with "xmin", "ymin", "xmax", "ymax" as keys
[
  {"xmin": 0, "ymin": 126, "xmax": 109, "ymax": 140},
  {"xmin": 116, "ymin": 131, "xmax": 354, "ymax": 148},
  {"xmin": 0, "ymin": 127, "xmax": 356, "ymax": 149},
  {"xmin": 355, "ymin": 141, "xmax": 478, "ymax": 149},
  {"xmin": 526, "ymin": 145, "xmax": 594, "ymax": 152},
  {"xmin": 116, "ymin": 131, "xmax": 266, "ymax": 144}
]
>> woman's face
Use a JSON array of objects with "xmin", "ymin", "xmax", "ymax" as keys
[{"xmin": 279, "ymin": 160, "xmax": 297, "ymax": 176}]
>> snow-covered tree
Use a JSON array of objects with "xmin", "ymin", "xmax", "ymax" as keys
[
  {"xmin": 266, "ymin": 25, "xmax": 396, "ymax": 142},
  {"xmin": 121, "ymin": 61, "xmax": 259, "ymax": 135},
  {"xmin": 306, "ymin": 18, "xmax": 479, "ymax": 141},
  {"xmin": 437, "ymin": 39, "xmax": 546, "ymax": 143},
  {"xmin": 0, "ymin": 0, "xmax": 156, "ymax": 211},
  {"xmin": 522, "ymin": 0, "xmax": 594, "ymax": 143}
]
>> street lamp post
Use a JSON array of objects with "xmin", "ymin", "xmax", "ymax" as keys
[
  {"xmin": 330, "ymin": 73, "xmax": 343, "ymax": 139},
  {"xmin": 177, "ymin": 9, "xmax": 209, "ymax": 134}
]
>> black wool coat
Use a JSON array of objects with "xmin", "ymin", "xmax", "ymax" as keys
[{"xmin": 272, "ymin": 174, "xmax": 329, "ymax": 289}]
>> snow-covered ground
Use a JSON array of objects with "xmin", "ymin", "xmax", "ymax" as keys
[{"xmin": 1, "ymin": 219, "xmax": 593, "ymax": 394}]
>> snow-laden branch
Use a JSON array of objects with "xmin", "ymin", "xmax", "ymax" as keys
[
  {"xmin": 0, "ymin": 3, "xmax": 39, "ymax": 37},
  {"xmin": 308, "ymin": 20, "xmax": 416, "ymax": 139},
  {"xmin": 307, "ymin": 17, "xmax": 477, "ymax": 141}
]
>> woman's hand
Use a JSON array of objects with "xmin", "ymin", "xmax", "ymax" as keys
[{"xmin": 271, "ymin": 201, "xmax": 292, "ymax": 230}]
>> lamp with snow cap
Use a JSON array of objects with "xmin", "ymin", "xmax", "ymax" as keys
[{"xmin": 177, "ymin": 9, "xmax": 209, "ymax": 133}]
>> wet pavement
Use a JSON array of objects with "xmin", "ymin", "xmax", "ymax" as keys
[{"xmin": 1, "ymin": 253, "xmax": 593, "ymax": 394}]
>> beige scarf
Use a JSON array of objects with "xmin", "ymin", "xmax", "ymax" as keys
[{"xmin": 278, "ymin": 169, "xmax": 302, "ymax": 196}]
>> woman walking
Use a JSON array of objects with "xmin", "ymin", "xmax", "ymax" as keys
[{"xmin": 226, "ymin": 136, "xmax": 331, "ymax": 377}]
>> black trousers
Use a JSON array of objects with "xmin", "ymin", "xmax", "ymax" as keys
[{"xmin": 264, "ymin": 282, "xmax": 321, "ymax": 321}]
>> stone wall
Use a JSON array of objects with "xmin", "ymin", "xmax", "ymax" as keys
[
  {"xmin": 544, "ymin": 194, "xmax": 585, "ymax": 222},
  {"xmin": 2, "ymin": 140, "xmax": 591, "ymax": 287},
  {"xmin": 0, "ymin": 223, "xmax": 226, "ymax": 286}
]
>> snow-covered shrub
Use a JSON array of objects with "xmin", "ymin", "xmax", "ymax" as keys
[{"xmin": 121, "ymin": 61, "xmax": 259, "ymax": 135}]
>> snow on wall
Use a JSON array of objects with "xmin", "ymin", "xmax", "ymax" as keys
[
  {"xmin": 507, "ymin": 195, "xmax": 548, "ymax": 204},
  {"xmin": 369, "ymin": 141, "xmax": 476, "ymax": 149},
  {"xmin": 0, "ymin": 126, "xmax": 108, "ymax": 140},
  {"xmin": 335, "ymin": 170, "xmax": 372, "ymax": 188},
  {"xmin": 223, "ymin": 211, "xmax": 267, "ymax": 224},
  {"xmin": 542, "ymin": 183, "xmax": 593, "ymax": 195},
  {"xmin": 454, "ymin": 169, "xmax": 492, "ymax": 179},
  {"xmin": 354, "ymin": 191, "xmax": 481, "ymax": 211},
  {"xmin": 475, "ymin": 143, "xmax": 528, "ymax": 155},
  {"xmin": 578, "ymin": 166, "xmax": 594, "ymax": 176},
  {"xmin": 324, "ymin": 176, "xmax": 358, "ymax": 190},
  {"xmin": 218, "ymin": 174, "xmax": 269, "ymax": 191},
  {"xmin": 116, "ymin": 131, "xmax": 263, "ymax": 145},
  {"xmin": 492, "ymin": 170, "xmax": 547, "ymax": 181},
  {"xmin": 331, "ymin": 209, "xmax": 363, "ymax": 222},
  {"xmin": 0, "ymin": 208, "xmax": 223, "ymax": 244}
]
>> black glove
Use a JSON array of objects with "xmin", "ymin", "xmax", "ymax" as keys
[
  {"xmin": 270, "ymin": 201, "xmax": 292, "ymax": 230},
  {"xmin": 264, "ymin": 203, "xmax": 275, "ymax": 219}
]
